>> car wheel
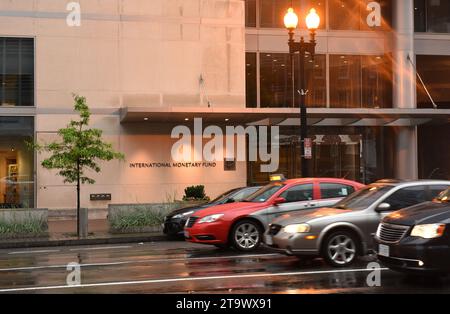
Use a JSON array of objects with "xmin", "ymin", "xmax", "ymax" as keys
[
  {"xmin": 231, "ymin": 220, "xmax": 262, "ymax": 252},
  {"xmin": 322, "ymin": 231, "xmax": 358, "ymax": 267}
]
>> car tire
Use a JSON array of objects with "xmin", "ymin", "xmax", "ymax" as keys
[
  {"xmin": 230, "ymin": 220, "xmax": 262, "ymax": 252},
  {"xmin": 322, "ymin": 231, "xmax": 359, "ymax": 267}
]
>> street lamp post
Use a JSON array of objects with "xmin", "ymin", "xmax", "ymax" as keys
[{"xmin": 284, "ymin": 8, "xmax": 320, "ymax": 178}]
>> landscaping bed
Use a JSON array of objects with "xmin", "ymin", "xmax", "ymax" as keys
[
  {"xmin": 0, "ymin": 209, "xmax": 49, "ymax": 239},
  {"xmin": 108, "ymin": 201, "xmax": 205, "ymax": 234}
]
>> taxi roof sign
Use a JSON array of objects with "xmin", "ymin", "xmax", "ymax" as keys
[{"xmin": 270, "ymin": 174, "xmax": 286, "ymax": 182}]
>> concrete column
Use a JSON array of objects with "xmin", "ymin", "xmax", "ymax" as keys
[
  {"xmin": 393, "ymin": 0, "xmax": 418, "ymax": 180},
  {"xmin": 395, "ymin": 127, "xmax": 418, "ymax": 180},
  {"xmin": 393, "ymin": 0, "xmax": 415, "ymax": 109}
]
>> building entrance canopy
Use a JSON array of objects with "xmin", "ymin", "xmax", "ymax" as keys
[{"xmin": 120, "ymin": 107, "xmax": 450, "ymax": 127}]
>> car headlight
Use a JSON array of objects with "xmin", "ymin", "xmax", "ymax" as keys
[
  {"xmin": 283, "ymin": 223, "xmax": 311, "ymax": 234},
  {"xmin": 198, "ymin": 214, "xmax": 224, "ymax": 224},
  {"xmin": 173, "ymin": 211, "xmax": 195, "ymax": 219},
  {"xmin": 411, "ymin": 224, "xmax": 446, "ymax": 239}
]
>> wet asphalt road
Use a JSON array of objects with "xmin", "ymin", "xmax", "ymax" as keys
[{"xmin": 0, "ymin": 241, "xmax": 449, "ymax": 294}]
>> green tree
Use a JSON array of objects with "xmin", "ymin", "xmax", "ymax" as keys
[{"xmin": 32, "ymin": 95, "xmax": 125, "ymax": 236}]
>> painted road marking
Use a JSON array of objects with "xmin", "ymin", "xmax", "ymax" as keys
[
  {"xmin": 7, "ymin": 249, "xmax": 60, "ymax": 255},
  {"xmin": 69, "ymin": 245, "xmax": 133, "ymax": 251},
  {"xmin": 0, "ymin": 253, "xmax": 282, "ymax": 272},
  {"xmin": 0, "ymin": 267, "xmax": 390, "ymax": 293}
]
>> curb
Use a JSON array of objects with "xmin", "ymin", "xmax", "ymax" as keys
[{"xmin": 0, "ymin": 234, "xmax": 169, "ymax": 250}]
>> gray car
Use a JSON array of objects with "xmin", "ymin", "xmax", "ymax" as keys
[{"xmin": 264, "ymin": 180, "xmax": 450, "ymax": 267}]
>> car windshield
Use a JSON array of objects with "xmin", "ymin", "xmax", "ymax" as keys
[
  {"xmin": 436, "ymin": 188, "xmax": 450, "ymax": 203},
  {"xmin": 210, "ymin": 188, "xmax": 241, "ymax": 203},
  {"xmin": 333, "ymin": 185, "xmax": 394, "ymax": 210},
  {"xmin": 243, "ymin": 183, "xmax": 285, "ymax": 203}
]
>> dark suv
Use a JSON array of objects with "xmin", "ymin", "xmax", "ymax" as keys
[{"xmin": 375, "ymin": 188, "xmax": 450, "ymax": 273}]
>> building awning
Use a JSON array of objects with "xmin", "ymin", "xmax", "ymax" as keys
[{"xmin": 120, "ymin": 107, "xmax": 450, "ymax": 126}]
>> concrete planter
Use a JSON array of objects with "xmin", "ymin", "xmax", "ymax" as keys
[
  {"xmin": 108, "ymin": 201, "xmax": 205, "ymax": 234},
  {"xmin": 0, "ymin": 208, "xmax": 49, "ymax": 239}
]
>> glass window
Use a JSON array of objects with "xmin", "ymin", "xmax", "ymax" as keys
[
  {"xmin": 260, "ymin": 53, "xmax": 295, "ymax": 108},
  {"xmin": 361, "ymin": 55, "xmax": 392, "ymax": 108},
  {"xmin": 414, "ymin": 0, "xmax": 450, "ymax": 33},
  {"xmin": 333, "ymin": 185, "xmax": 393, "ymax": 210},
  {"xmin": 0, "ymin": 117, "xmax": 34, "ymax": 209},
  {"xmin": 260, "ymin": 0, "xmax": 300, "ymax": 28},
  {"xmin": 0, "ymin": 38, "xmax": 34, "ymax": 107},
  {"xmin": 329, "ymin": 0, "xmax": 361, "ymax": 30},
  {"xmin": 329, "ymin": 0, "xmax": 391, "ymax": 30},
  {"xmin": 383, "ymin": 186, "xmax": 429, "ymax": 211},
  {"xmin": 416, "ymin": 55, "xmax": 450, "ymax": 109},
  {"xmin": 320, "ymin": 183, "xmax": 355, "ymax": 199},
  {"xmin": 210, "ymin": 188, "xmax": 240, "ymax": 203},
  {"xmin": 426, "ymin": 0, "xmax": 450, "ymax": 33},
  {"xmin": 436, "ymin": 188, "xmax": 450, "ymax": 203},
  {"xmin": 230, "ymin": 187, "xmax": 261, "ymax": 202},
  {"xmin": 260, "ymin": 0, "xmax": 325, "ymax": 29},
  {"xmin": 280, "ymin": 184, "xmax": 314, "ymax": 202},
  {"xmin": 247, "ymin": 126, "xmax": 397, "ymax": 186},
  {"xmin": 245, "ymin": 183, "xmax": 285, "ymax": 202},
  {"xmin": 330, "ymin": 55, "xmax": 361, "ymax": 108},
  {"xmin": 298, "ymin": 0, "xmax": 326, "ymax": 30},
  {"xmin": 429, "ymin": 185, "xmax": 450, "ymax": 199},
  {"xmin": 418, "ymin": 124, "xmax": 450, "ymax": 180},
  {"xmin": 330, "ymin": 55, "xmax": 392, "ymax": 108},
  {"xmin": 414, "ymin": 0, "xmax": 427, "ymax": 32},
  {"xmin": 305, "ymin": 54, "xmax": 327, "ymax": 108},
  {"xmin": 246, "ymin": 52, "xmax": 257, "ymax": 108},
  {"xmin": 246, "ymin": 0, "xmax": 257, "ymax": 27},
  {"xmin": 260, "ymin": 53, "xmax": 326, "ymax": 108}
]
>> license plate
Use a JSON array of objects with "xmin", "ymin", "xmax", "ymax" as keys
[
  {"xmin": 264, "ymin": 235, "xmax": 273, "ymax": 246},
  {"xmin": 379, "ymin": 244, "xmax": 390, "ymax": 257}
]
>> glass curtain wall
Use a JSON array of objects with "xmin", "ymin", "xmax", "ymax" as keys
[
  {"xmin": 258, "ymin": 53, "xmax": 326, "ymax": 108},
  {"xmin": 247, "ymin": 52, "xmax": 392, "ymax": 109},
  {"xmin": 247, "ymin": 126, "xmax": 396, "ymax": 185},
  {"xmin": 416, "ymin": 55, "xmax": 450, "ymax": 109},
  {"xmin": 247, "ymin": 0, "xmax": 391, "ymax": 30},
  {"xmin": 0, "ymin": 117, "xmax": 34, "ymax": 208}
]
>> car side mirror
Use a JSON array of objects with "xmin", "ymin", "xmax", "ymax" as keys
[
  {"xmin": 376, "ymin": 202, "xmax": 391, "ymax": 212},
  {"xmin": 273, "ymin": 197, "xmax": 286, "ymax": 206}
]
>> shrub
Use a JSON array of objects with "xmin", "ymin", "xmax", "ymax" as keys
[
  {"xmin": 0, "ymin": 218, "xmax": 47, "ymax": 236},
  {"xmin": 183, "ymin": 185, "xmax": 208, "ymax": 201},
  {"xmin": 109, "ymin": 206, "xmax": 167, "ymax": 231}
]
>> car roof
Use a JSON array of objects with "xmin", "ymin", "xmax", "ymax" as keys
[
  {"xmin": 370, "ymin": 180, "xmax": 450, "ymax": 188},
  {"xmin": 283, "ymin": 178, "xmax": 362, "ymax": 185}
]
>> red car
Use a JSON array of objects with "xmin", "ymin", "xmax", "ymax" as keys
[{"xmin": 185, "ymin": 177, "xmax": 365, "ymax": 251}]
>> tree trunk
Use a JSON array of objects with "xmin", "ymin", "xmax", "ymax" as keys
[{"xmin": 77, "ymin": 159, "xmax": 80, "ymax": 238}]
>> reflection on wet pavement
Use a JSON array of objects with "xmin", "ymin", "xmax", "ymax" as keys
[{"xmin": 0, "ymin": 241, "xmax": 449, "ymax": 294}]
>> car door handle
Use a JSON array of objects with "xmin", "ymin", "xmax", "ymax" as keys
[{"xmin": 308, "ymin": 203, "xmax": 317, "ymax": 207}]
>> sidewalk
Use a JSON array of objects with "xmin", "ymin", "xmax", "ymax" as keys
[{"xmin": 0, "ymin": 219, "xmax": 169, "ymax": 249}]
